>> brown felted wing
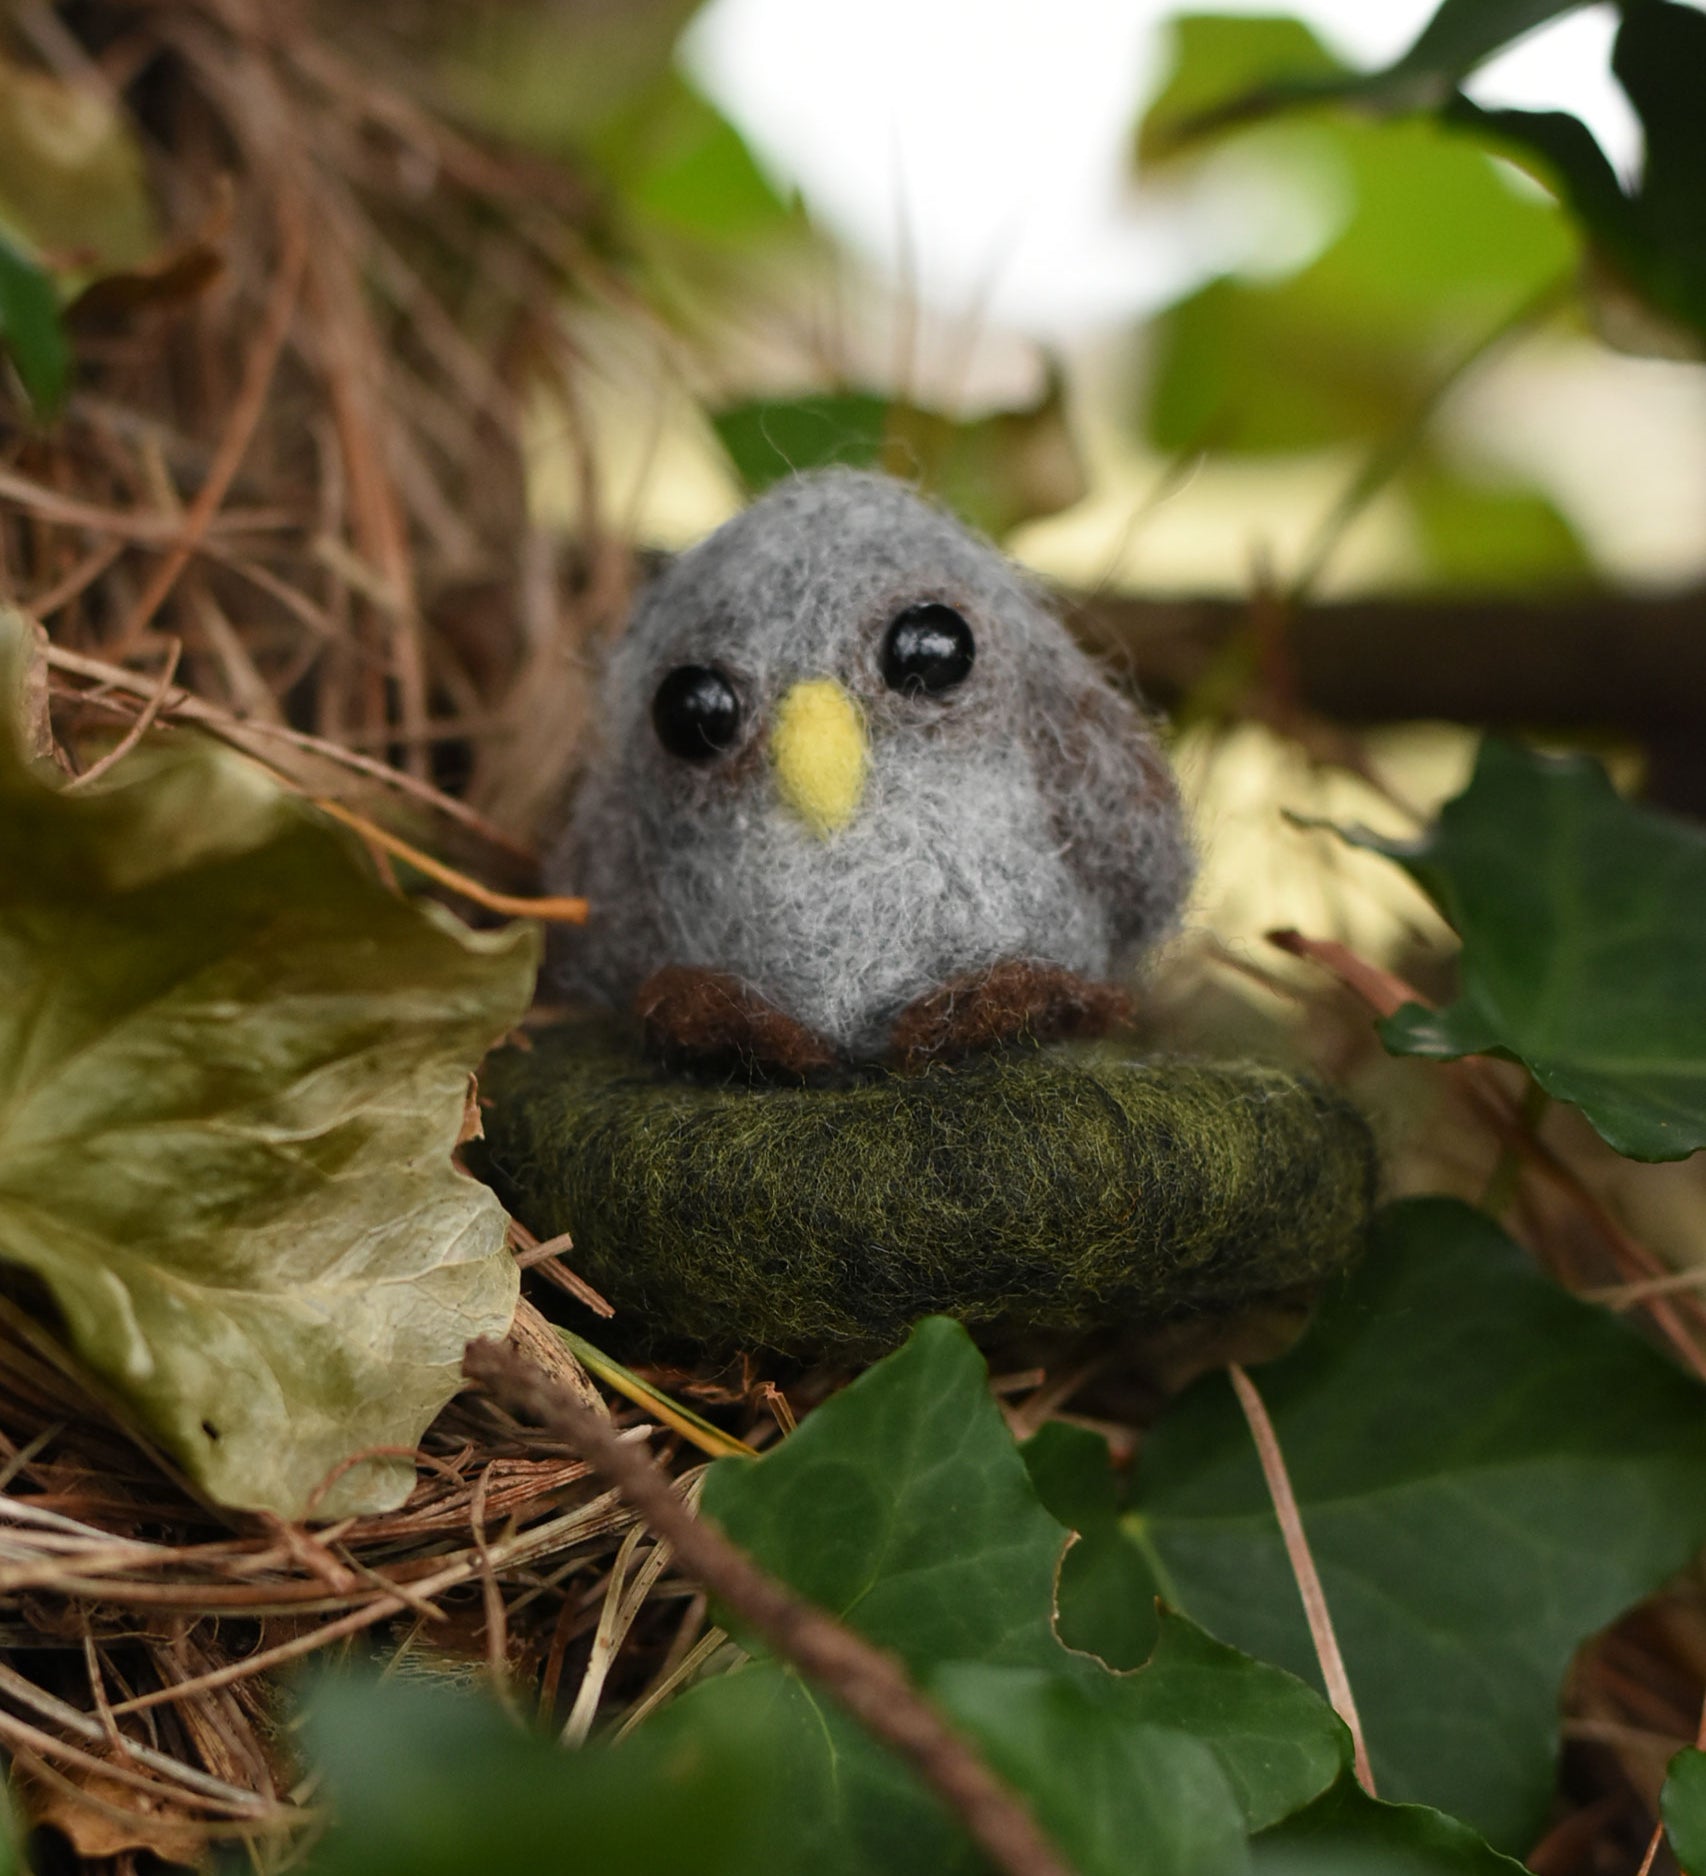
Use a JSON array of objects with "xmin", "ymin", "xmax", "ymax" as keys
[{"xmin": 471, "ymin": 1020, "xmax": 1376, "ymax": 1362}]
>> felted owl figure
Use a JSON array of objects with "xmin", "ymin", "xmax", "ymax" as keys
[{"xmin": 547, "ymin": 469, "xmax": 1195, "ymax": 1078}]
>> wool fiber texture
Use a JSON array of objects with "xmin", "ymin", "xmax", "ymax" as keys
[
  {"xmin": 546, "ymin": 469, "xmax": 1195, "ymax": 1060},
  {"xmin": 473, "ymin": 1020, "xmax": 1377, "ymax": 1362}
]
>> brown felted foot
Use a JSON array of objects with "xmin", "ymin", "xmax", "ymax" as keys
[
  {"xmin": 887, "ymin": 958, "xmax": 1133, "ymax": 1070},
  {"xmin": 635, "ymin": 965, "xmax": 841, "ymax": 1081}
]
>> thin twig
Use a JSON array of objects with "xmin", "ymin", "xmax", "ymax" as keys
[
  {"xmin": 1228, "ymin": 1362, "xmax": 1376, "ymax": 1795},
  {"xmin": 561, "ymin": 1523, "xmax": 647, "ymax": 1746},
  {"xmin": 45, "ymin": 643, "xmax": 534, "ymax": 859},
  {"xmin": 113, "ymin": 205, "xmax": 309, "ymax": 654},
  {"xmin": 463, "ymin": 1338, "xmax": 1076, "ymax": 1876},
  {"xmin": 614, "ymin": 1623, "xmax": 728, "ymax": 1742},
  {"xmin": 1634, "ymin": 1687, "xmax": 1706, "ymax": 1876},
  {"xmin": 508, "ymin": 1220, "xmax": 614, "ymax": 1318},
  {"xmin": 63, "ymin": 640, "xmax": 182, "ymax": 791},
  {"xmin": 311, "ymin": 796, "xmax": 587, "ymax": 922},
  {"xmin": 1587, "ymin": 1268, "xmax": 1706, "ymax": 1309}
]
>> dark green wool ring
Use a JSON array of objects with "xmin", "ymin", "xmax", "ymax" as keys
[{"xmin": 473, "ymin": 1019, "xmax": 1377, "ymax": 1361}]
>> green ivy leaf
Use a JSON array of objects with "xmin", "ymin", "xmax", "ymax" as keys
[
  {"xmin": 713, "ymin": 378, "xmax": 1085, "ymax": 539},
  {"xmin": 1455, "ymin": 3, "xmax": 1706, "ymax": 349},
  {"xmin": 685, "ymin": 1317, "xmax": 1351, "ymax": 1870},
  {"xmin": 1137, "ymin": 21, "xmax": 1574, "ymax": 461},
  {"xmin": 1251, "ymin": 1774, "xmax": 1528, "ymax": 1873},
  {"xmin": 701, "ymin": 1314, "xmax": 1067, "ymax": 1669},
  {"xmin": 1025, "ymin": 1418, "xmax": 1161, "ymax": 1671},
  {"xmin": 0, "ymin": 232, "xmax": 69, "ymax": 417},
  {"xmin": 1664, "ymin": 1747, "xmax": 1706, "ymax": 1876},
  {"xmin": 1092, "ymin": 1606, "xmax": 1350, "ymax": 1833},
  {"xmin": 931, "ymin": 1662, "xmax": 1255, "ymax": 1876},
  {"xmin": 712, "ymin": 392, "xmax": 891, "ymax": 495},
  {"xmin": 0, "ymin": 612, "xmax": 535, "ymax": 1517},
  {"xmin": 1066, "ymin": 1198, "xmax": 1706, "ymax": 1850},
  {"xmin": 1347, "ymin": 737, "xmax": 1706, "ymax": 1161},
  {"xmin": 1137, "ymin": 15, "xmax": 1345, "ymax": 166},
  {"xmin": 1150, "ymin": 3, "xmax": 1706, "ymax": 353}
]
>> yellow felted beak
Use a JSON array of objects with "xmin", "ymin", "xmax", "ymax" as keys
[{"xmin": 772, "ymin": 678, "xmax": 868, "ymax": 838}]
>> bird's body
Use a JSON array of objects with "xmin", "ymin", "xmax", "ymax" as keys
[{"xmin": 548, "ymin": 469, "xmax": 1194, "ymax": 1071}]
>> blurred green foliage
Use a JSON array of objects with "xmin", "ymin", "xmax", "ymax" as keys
[
  {"xmin": 713, "ymin": 369, "xmax": 1085, "ymax": 539},
  {"xmin": 0, "ymin": 233, "xmax": 66, "ymax": 416},
  {"xmin": 1135, "ymin": 14, "xmax": 1594, "ymax": 590},
  {"xmin": 1168, "ymin": 0, "xmax": 1706, "ymax": 354},
  {"xmin": 442, "ymin": 0, "xmax": 806, "ymax": 286}
]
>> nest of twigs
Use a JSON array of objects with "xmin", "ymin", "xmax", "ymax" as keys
[{"xmin": 0, "ymin": 1292, "xmax": 742, "ymax": 1869}]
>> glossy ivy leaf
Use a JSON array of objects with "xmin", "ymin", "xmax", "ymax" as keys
[
  {"xmin": 1085, "ymin": 1605, "xmax": 1349, "ymax": 1834},
  {"xmin": 1252, "ymin": 1775, "xmax": 1527, "ymax": 1874},
  {"xmin": 1025, "ymin": 1417, "xmax": 1159, "ymax": 1670},
  {"xmin": 1664, "ymin": 1747, "xmax": 1706, "ymax": 1876},
  {"xmin": 685, "ymin": 1317, "xmax": 1351, "ymax": 1873},
  {"xmin": 0, "ymin": 613, "xmax": 534, "ymax": 1518},
  {"xmin": 932, "ymin": 1663, "xmax": 1254, "ymax": 1876},
  {"xmin": 658, "ymin": 1654, "xmax": 1257, "ymax": 1876},
  {"xmin": 1357, "ymin": 0, "xmax": 1589, "ymax": 109},
  {"xmin": 1146, "ymin": 2, "xmax": 1706, "ymax": 352},
  {"xmin": 1346, "ymin": 737, "xmax": 1706, "ymax": 1161},
  {"xmin": 701, "ymin": 1314, "xmax": 1067, "ymax": 1669},
  {"xmin": 0, "ymin": 233, "xmax": 69, "ymax": 416},
  {"xmin": 1137, "ymin": 4, "xmax": 1593, "ymax": 152},
  {"xmin": 1067, "ymin": 1198, "xmax": 1706, "ymax": 1851},
  {"xmin": 657, "ymin": 1666, "xmax": 976, "ymax": 1876},
  {"xmin": 300, "ymin": 1672, "xmax": 767, "ymax": 1876}
]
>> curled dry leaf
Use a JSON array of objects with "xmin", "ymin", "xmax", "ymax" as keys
[
  {"xmin": 13, "ymin": 1762, "xmax": 207, "ymax": 1869},
  {"xmin": 0, "ymin": 612, "xmax": 537, "ymax": 1518}
]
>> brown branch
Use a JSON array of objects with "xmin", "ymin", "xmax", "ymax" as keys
[
  {"xmin": 1229, "ymin": 1363, "xmax": 1375, "ymax": 1794},
  {"xmin": 1076, "ymin": 585, "xmax": 1706, "ymax": 737},
  {"xmin": 461, "ymin": 1337, "xmax": 1077, "ymax": 1876}
]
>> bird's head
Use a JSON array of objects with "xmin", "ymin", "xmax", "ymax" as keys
[{"xmin": 608, "ymin": 469, "xmax": 1041, "ymax": 842}]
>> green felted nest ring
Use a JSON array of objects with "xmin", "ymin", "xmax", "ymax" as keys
[{"xmin": 473, "ymin": 1018, "xmax": 1376, "ymax": 1361}]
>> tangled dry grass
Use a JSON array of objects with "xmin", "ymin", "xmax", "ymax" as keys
[{"xmin": 8, "ymin": 0, "xmax": 638, "ymax": 864}]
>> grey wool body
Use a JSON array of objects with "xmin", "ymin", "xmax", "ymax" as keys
[{"xmin": 547, "ymin": 469, "xmax": 1195, "ymax": 1060}]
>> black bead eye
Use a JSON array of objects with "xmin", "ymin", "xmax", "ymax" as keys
[
  {"xmin": 652, "ymin": 664, "xmax": 742, "ymax": 761},
  {"xmin": 881, "ymin": 603, "xmax": 975, "ymax": 698}
]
